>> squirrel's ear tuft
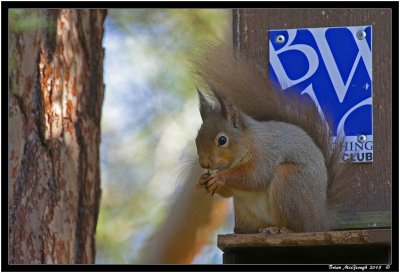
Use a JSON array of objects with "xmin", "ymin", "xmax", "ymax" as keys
[
  {"xmin": 211, "ymin": 87, "xmax": 245, "ymax": 130},
  {"xmin": 197, "ymin": 86, "xmax": 213, "ymax": 121}
]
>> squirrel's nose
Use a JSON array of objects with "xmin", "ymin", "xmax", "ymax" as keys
[{"xmin": 199, "ymin": 160, "xmax": 210, "ymax": 169}]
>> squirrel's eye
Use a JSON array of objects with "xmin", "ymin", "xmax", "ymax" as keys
[{"xmin": 218, "ymin": 135, "xmax": 227, "ymax": 146}]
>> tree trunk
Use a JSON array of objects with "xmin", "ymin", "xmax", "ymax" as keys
[{"xmin": 8, "ymin": 9, "xmax": 106, "ymax": 264}]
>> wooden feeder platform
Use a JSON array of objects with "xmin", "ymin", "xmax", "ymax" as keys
[{"xmin": 218, "ymin": 228, "xmax": 391, "ymax": 264}]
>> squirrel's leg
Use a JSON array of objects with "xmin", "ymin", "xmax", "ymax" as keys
[
  {"xmin": 253, "ymin": 164, "xmax": 298, "ymax": 234},
  {"xmin": 269, "ymin": 164, "xmax": 329, "ymax": 232}
]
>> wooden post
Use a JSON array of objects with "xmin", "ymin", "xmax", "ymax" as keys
[{"xmin": 217, "ymin": 8, "xmax": 394, "ymax": 264}]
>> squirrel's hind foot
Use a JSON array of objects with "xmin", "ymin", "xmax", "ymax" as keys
[{"xmin": 258, "ymin": 227, "xmax": 293, "ymax": 234}]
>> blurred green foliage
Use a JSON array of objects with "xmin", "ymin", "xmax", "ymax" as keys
[
  {"xmin": 9, "ymin": 9, "xmax": 52, "ymax": 33},
  {"xmin": 96, "ymin": 9, "xmax": 230, "ymax": 264},
  {"xmin": 8, "ymin": 9, "xmax": 56, "ymax": 73}
]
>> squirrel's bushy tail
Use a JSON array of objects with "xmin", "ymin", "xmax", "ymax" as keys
[{"xmin": 191, "ymin": 42, "xmax": 353, "ymax": 218}]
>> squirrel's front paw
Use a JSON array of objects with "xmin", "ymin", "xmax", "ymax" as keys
[
  {"xmin": 196, "ymin": 172, "xmax": 225, "ymax": 196},
  {"xmin": 205, "ymin": 174, "xmax": 226, "ymax": 196},
  {"xmin": 196, "ymin": 172, "xmax": 212, "ymax": 192}
]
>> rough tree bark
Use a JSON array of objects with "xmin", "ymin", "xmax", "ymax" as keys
[{"xmin": 8, "ymin": 9, "xmax": 107, "ymax": 264}]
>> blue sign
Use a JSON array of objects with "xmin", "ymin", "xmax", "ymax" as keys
[{"xmin": 269, "ymin": 26, "xmax": 373, "ymax": 163}]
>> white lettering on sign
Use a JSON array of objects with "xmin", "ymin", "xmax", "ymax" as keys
[
  {"xmin": 269, "ymin": 29, "xmax": 319, "ymax": 90},
  {"xmin": 269, "ymin": 26, "xmax": 373, "ymax": 162}
]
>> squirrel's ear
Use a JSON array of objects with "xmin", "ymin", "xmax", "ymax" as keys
[
  {"xmin": 211, "ymin": 88, "xmax": 245, "ymax": 130},
  {"xmin": 197, "ymin": 87, "xmax": 213, "ymax": 121}
]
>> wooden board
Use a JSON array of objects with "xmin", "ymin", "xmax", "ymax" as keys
[{"xmin": 218, "ymin": 229, "xmax": 391, "ymax": 251}]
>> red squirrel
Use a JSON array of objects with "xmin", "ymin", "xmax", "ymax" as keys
[{"xmin": 192, "ymin": 43, "xmax": 353, "ymax": 234}]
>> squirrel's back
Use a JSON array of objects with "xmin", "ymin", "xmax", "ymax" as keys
[{"xmin": 192, "ymin": 42, "xmax": 353, "ymax": 217}]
